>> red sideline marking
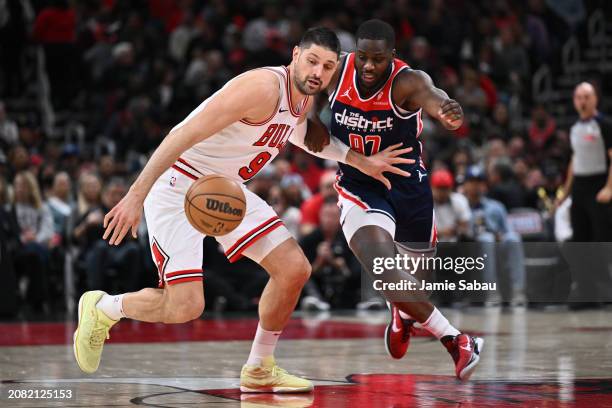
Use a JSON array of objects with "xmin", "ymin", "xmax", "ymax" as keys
[
  {"xmin": 205, "ymin": 375, "xmax": 612, "ymax": 408},
  {"xmin": 0, "ymin": 318, "xmax": 423, "ymax": 347}
]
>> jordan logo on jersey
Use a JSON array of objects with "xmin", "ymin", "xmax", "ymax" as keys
[
  {"xmin": 341, "ymin": 87, "xmax": 352, "ymax": 100},
  {"xmin": 417, "ymin": 170, "xmax": 427, "ymax": 182}
]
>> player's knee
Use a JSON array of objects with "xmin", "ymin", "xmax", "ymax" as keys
[
  {"xmin": 350, "ymin": 226, "xmax": 395, "ymax": 261},
  {"xmin": 171, "ymin": 297, "xmax": 205, "ymax": 323},
  {"xmin": 285, "ymin": 256, "xmax": 311, "ymax": 287},
  {"xmin": 162, "ymin": 287, "xmax": 205, "ymax": 323}
]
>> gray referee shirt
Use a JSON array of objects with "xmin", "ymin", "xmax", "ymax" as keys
[{"xmin": 570, "ymin": 114, "xmax": 612, "ymax": 176}]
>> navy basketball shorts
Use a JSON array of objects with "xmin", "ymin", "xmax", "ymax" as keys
[{"xmin": 334, "ymin": 174, "xmax": 437, "ymax": 252}]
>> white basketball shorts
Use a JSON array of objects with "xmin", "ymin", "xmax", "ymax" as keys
[{"xmin": 143, "ymin": 165, "xmax": 291, "ymax": 288}]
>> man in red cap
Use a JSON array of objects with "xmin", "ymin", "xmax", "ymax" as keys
[{"xmin": 430, "ymin": 169, "xmax": 471, "ymax": 242}]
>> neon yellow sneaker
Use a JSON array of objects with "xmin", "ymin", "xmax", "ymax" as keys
[
  {"xmin": 240, "ymin": 356, "xmax": 313, "ymax": 393},
  {"xmin": 73, "ymin": 291, "xmax": 118, "ymax": 373}
]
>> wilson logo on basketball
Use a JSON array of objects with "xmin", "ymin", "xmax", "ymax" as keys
[{"xmin": 206, "ymin": 198, "xmax": 244, "ymax": 216}]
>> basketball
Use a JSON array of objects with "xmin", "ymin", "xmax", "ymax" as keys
[{"xmin": 184, "ymin": 175, "xmax": 246, "ymax": 236}]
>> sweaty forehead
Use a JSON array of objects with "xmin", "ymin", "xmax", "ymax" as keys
[{"xmin": 356, "ymin": 38, "xmax": 391, "ymax": 54}]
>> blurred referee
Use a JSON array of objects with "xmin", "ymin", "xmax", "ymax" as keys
[
  {"xmin": 559, "ymin": 82, "xmax": 612, "ymax": 240},
  {"xmin": 558, "ymin": 82, "xmax": 612, "ymax": 305}
]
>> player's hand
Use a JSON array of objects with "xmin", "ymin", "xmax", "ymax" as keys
[
  {"xmin": 596, "ymin": 186, "xmax": 612, "ymax": 203},
  {"xmin": 103, "ymin": 190, "xmax": 144, "ymax": 245},
  {"xmin": 304, "ymin": 121, "xmax": 330, "ymax": 153},
  {"xmin": 351, "ymin": 143, "xmax": 415, "ymax": 190},
  {"xmin": 438, "ymin": 99, "xmax": 463, "ymax": 130}
]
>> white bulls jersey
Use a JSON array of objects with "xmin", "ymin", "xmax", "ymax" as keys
[{"xmin": 171, "ymin": 66, "xmax": 309, "ymax": 182}]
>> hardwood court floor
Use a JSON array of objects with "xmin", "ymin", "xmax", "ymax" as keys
[{"xmin": 1, "ymin": 307, "xmax": 612, "ymax": 407}]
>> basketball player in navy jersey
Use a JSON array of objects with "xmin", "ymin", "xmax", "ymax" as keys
[{"xmin": 306, "ymin": 19, "xmax": 483, "ymax": 380}]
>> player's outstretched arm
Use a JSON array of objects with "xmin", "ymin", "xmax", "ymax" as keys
[
  {"xmin": 290, "ymin": 117, "xmax": 415, "ymax": 190},
  {"xmin": 103, "ymin": 71, "xmax": 281, "ymax": 245},
  {"xmin": 393, "ymin": 70, "xmax": 463, "ymax": 131}
]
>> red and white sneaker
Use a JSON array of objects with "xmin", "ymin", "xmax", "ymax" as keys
[
  {"xmin": 384, "ymin": 304, "xmax": 416, "ymax": 359},
  {"xmin": 442, "ymin": 333, "xmax": 484, "ymax": 381}
]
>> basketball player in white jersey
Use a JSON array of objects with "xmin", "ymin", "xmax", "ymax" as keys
[{"xmin": 73, "ymin": 27, "xmax": 414, "ymax": 393}]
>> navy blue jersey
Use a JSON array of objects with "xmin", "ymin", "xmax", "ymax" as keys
[{"xmin": 328, "ymin": 53, "xmax": 427, "ymax": 186}]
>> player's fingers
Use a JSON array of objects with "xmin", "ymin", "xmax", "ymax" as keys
[
  {"xmin": 108, "ymin": 218, "xmax": 124, "ymax": 245},
  {"xmin": 383, "ymin": 142, "xmax": 403, "ymax": 152},
  {"xmin": 102, "ymin": 216, "xmax": 119, "ymax": 240},
  {"xmin": 440, "ymin": 101, "xmax": 458, "ymax": 113},
  {"xmin": 441, "ymin": 107, "xmax": 461, "ymax": 118},
  {"xmin": 113, "ymin": 222, "xmax": 132, "ymax": 246},
  {"xmin": 103, "ymin": 209, "xmax": 115, "ymax": 229},
  {"xmin": 388, "ymin": 147, "xmax": 413, "ymax": 157},
  {"xmin": 131, "ymin": 222, "xmax": 138, "ymax": 239},
  {"xmin": 386, "ymin": 165, "xmax": 411, "ymax": 177},
  {"xmin": 389, "ymin": 157, "xmax": 415, "ymax": 165},
  {"xmin": 376, "ymin": 174, "xmax": 391, "ymax": 190}
]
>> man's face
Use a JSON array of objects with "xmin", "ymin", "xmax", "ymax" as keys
[
  {"xmin": 319, "ymin": 202, "xmax": 340, "ymax": 234},
  {"xmin": 354, "ymin": 38, "xmax": 394, "ymax": 90},
  {"xmin": 573, "ymin": 84, "xmax": 598, "ymax": 117},
  {"xmin": 463, "ymin": 180, "xmax": 484, "ymax": 202},
  {"xmin": 292, "ymin": 44, "xmax": 338, "ymax": 95},
  {"xmin": 81, "ymin": 175, "xmax": 101, "ymax": 201},
  {"xmin": 103, "ymin": 184, "xmax": 126, "ymax": 208},
  {"xmin": 432, "ymin": 186, "xmax": 451, "ymax": 204},
  {"xmin": 319, "ymin": 171, "xmax": 337, "ymax": 199}
]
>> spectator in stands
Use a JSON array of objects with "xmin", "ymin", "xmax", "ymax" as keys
[
  {"xmin": 300, "ymin": 170, "xmax": 337, "ymax": 236},
  {"xmin": 247, "ymin": 165, "xmax": 277, "ymax": 203},
  {"xmin": 74, "ymin": 172, "xmax": 102, "ymax": 222},
  {"xmin": 0, "ymin": 102, "xmax": 18, "ymax": 151},
  {"xmin": 462, "ymin": 166, "xmax": 526, "ymax": 305},
  {"xmin": 494, "ymin": 26, "xmax": 530, "ymax": 87},
  {"xmin": 12, "ymin": 171, "xmax": 54, "ymax": 312},
  {"xmin": 73, "ymin": 178, "xmax": 142, "ymax": 293},
  {"xmin": 456, "ymin": 64, "xmax": 488, "ymax": 121},
  {"xmin": 300, "ymin": 198, "xmax": 360, "ymax": 310},
  {"xmin": 242, "ymin": 2, "xmax": 289, "ymax": 53},
  {"xmin": 279, "ymin": 173, "xmax": 310, "ymax": 208},
  {"xmin": 528, "ymin": 104, "xmax": 556, "ymax": 151},
  {"xmin": 431, "ymin": 169, "xmax": 472, "ymax": 242},
  {"xmin": 483, "ymin": 102, "xmax": 512, "ymax": 140},
  {"xmin": 487, "ymin": 157, "xmax": 528, "ymax": 210},
  {"xmin": 0, "ymin": 176, "xmax": 19, "ymax": 316},
  {"xmin": 46, "ymin": 171, "xmax": 73, "ymax": 241},
  {"xmin": 268, "ymin": 185, "xmax": 301, "ymax": 238},
  {"xmin": 8, "ymin": 145, "xmax": 30, "ymax": 177},
  {"xmin": 31, "ymin": 0, "xmax": 77, "ymax": 109},
  {"xmin": 290, "ymin": 148, "xmax": 324, "ymax": 193}
]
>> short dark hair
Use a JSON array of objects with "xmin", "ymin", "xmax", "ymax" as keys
[
  {"xmin": 299, "ymin": 27, "xmax": 341, "ymax": 57},
  {"xmin": 356, "ymin": 19, "xmax": 395, "ymax": 49}
]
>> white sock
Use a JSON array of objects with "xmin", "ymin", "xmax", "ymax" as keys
[
  {"xmin": 420, "ymin": 307, "xmax": 460, "ymax": 339},
  {"xmin": 96, "ymin": 294, "xmax": 125, "ymax": 321},
  {"xmin": 246, "ymin": 323, "xmax": 282, "ymax": 366},
  {"xmin": 398, "ymin": 310, "xmax": 412, "ymax": 320}
]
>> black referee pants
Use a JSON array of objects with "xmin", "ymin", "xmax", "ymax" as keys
[
  {"xmin": 568, "ymin": 175, "xmax": 612, "ymax": 302},
  {"xmin": 571, "ymin": 175, "xmax": 612, "ymax": 241}
]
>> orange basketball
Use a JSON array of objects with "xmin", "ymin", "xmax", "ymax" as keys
[{"xmin": 184, "ymin": 175, "xmax": 246, "ymax": 236}]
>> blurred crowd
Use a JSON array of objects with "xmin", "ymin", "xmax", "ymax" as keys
[{"xmin": 0, "ymin": 0, "xmax": 603, "ymax": 316}]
